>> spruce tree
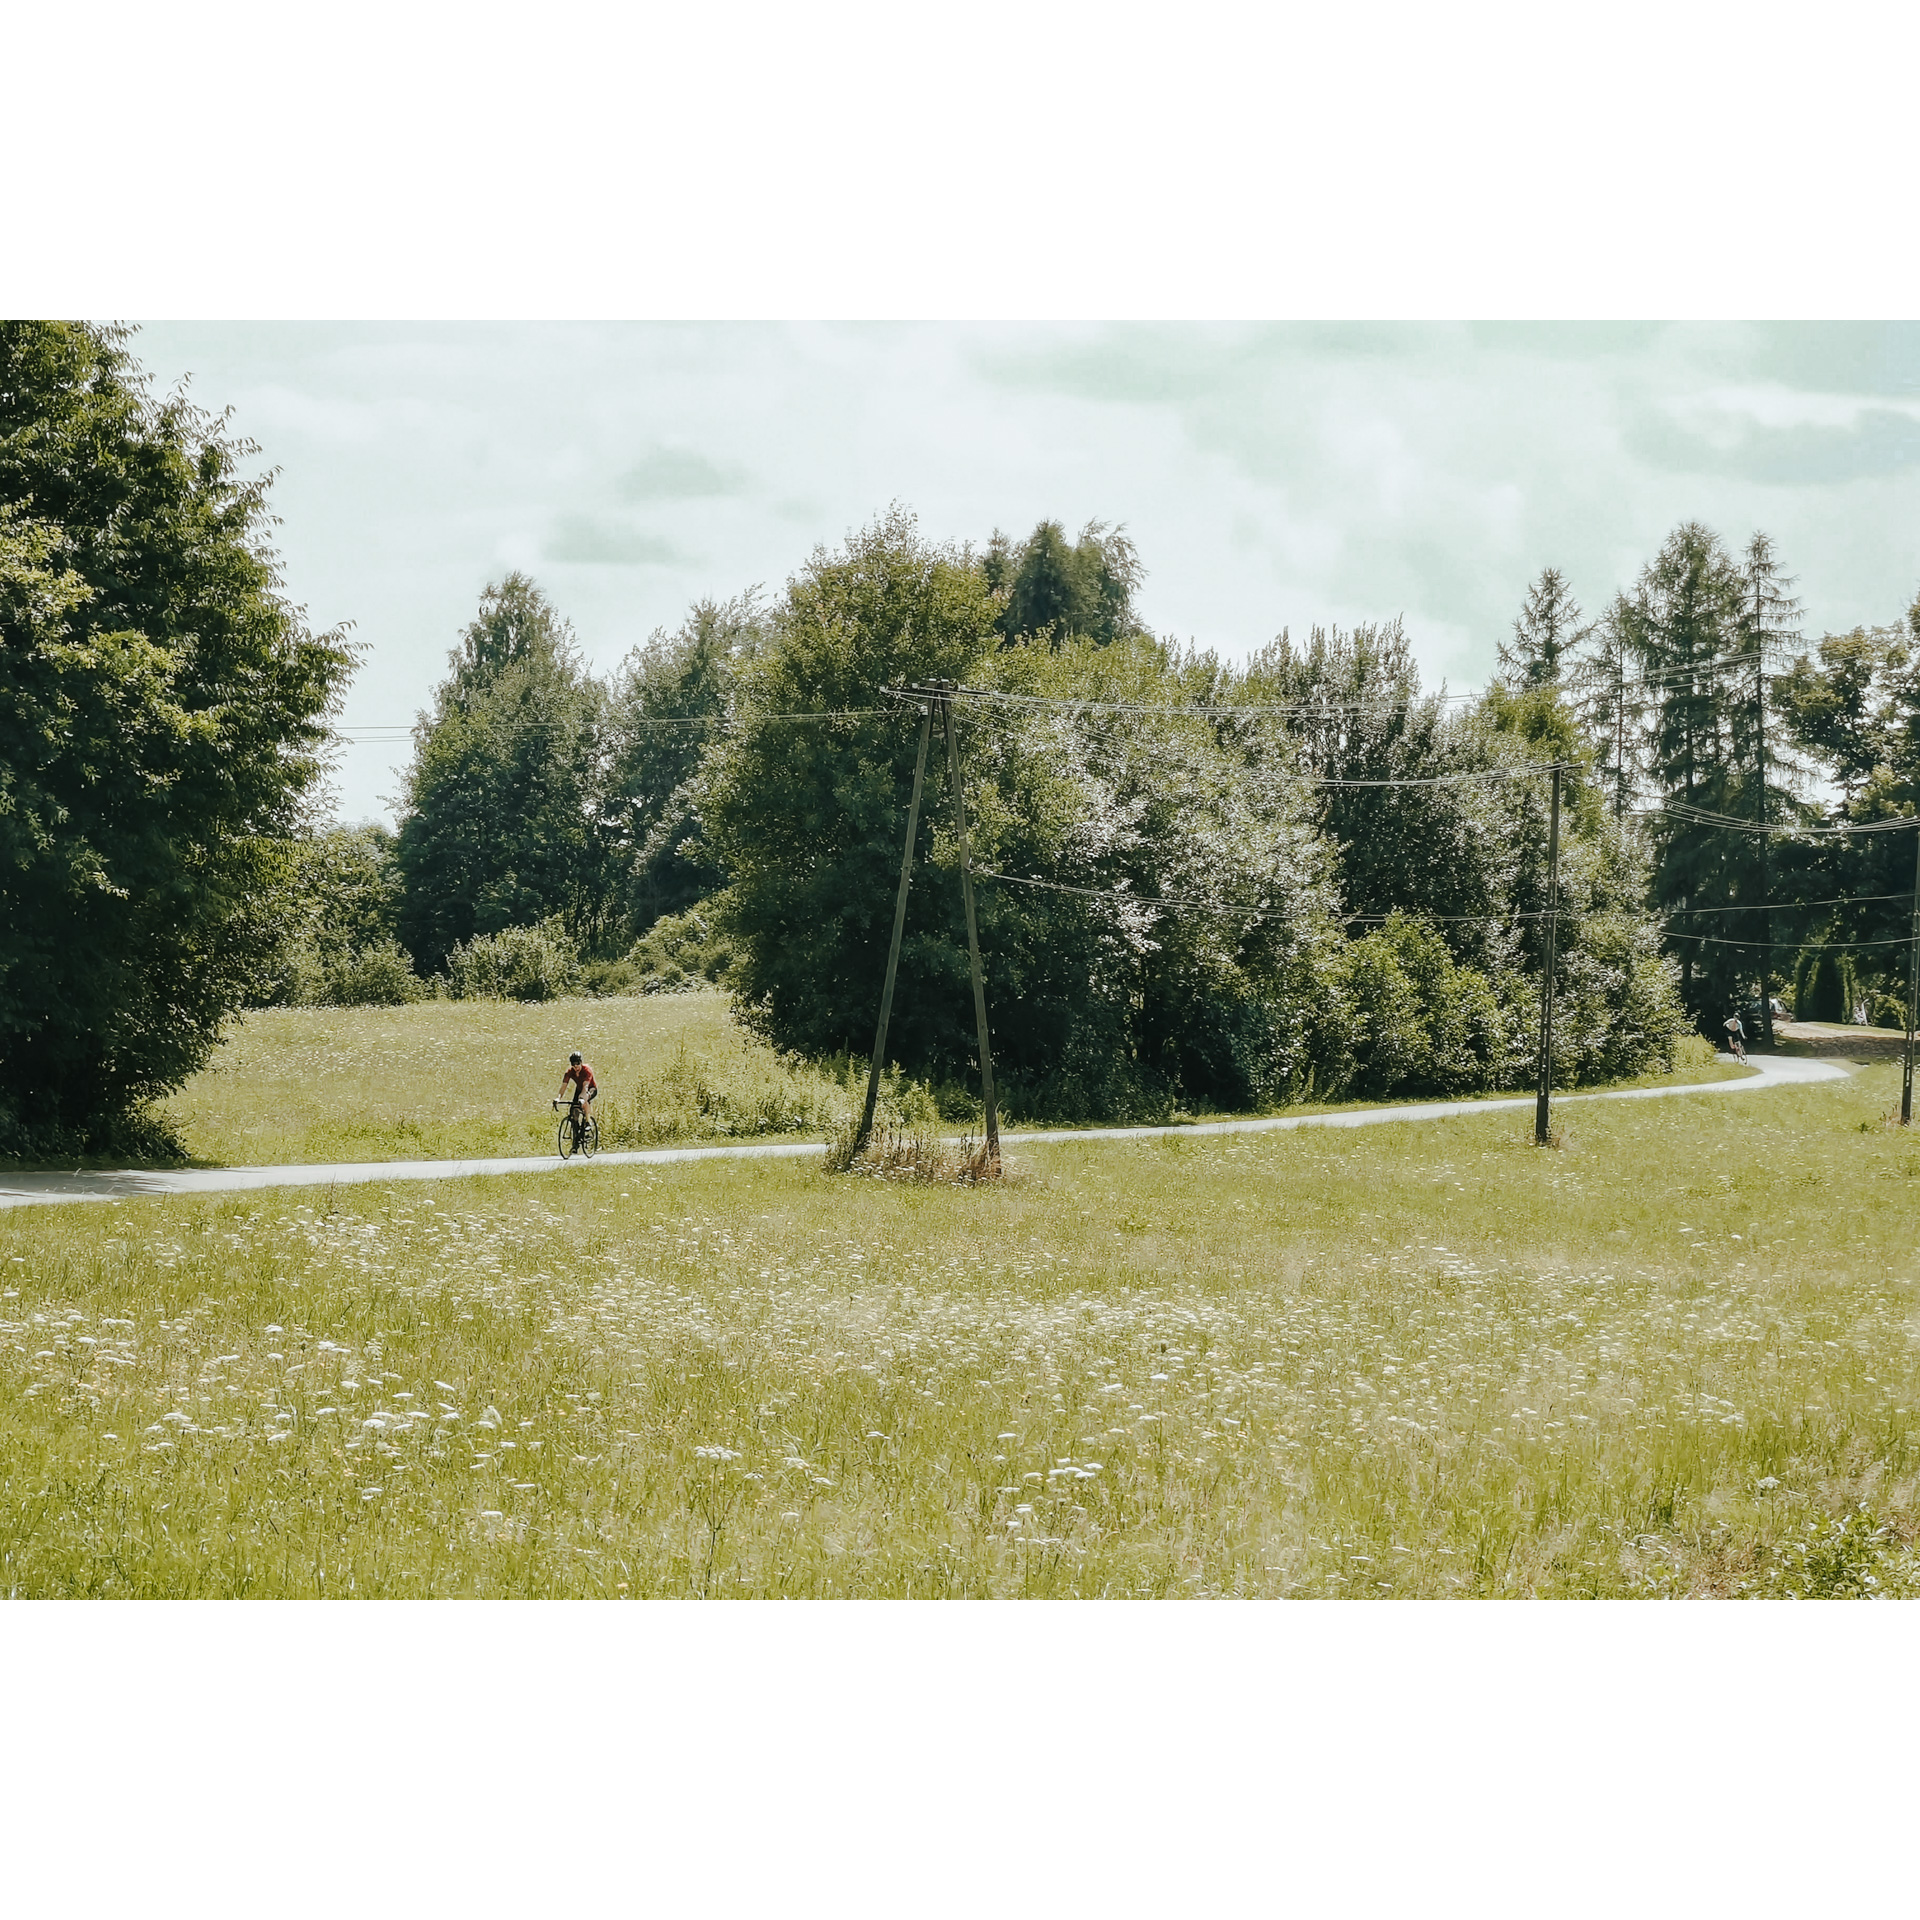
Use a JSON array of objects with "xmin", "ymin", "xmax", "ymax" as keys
[
  {"xmin": 990, "ymin": 519, "xmax": 1144, "ymax": 645},
  {"xmin": 1734, "ymin": 531, "xmax": 1803, "ymax": 1042},
  {"xmin": 1620, "ymin": 523, "xmax": 1749, "ymax": 1021}
]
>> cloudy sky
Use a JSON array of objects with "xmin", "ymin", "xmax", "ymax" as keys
[{"xmin": 136, "ymin": 322, "xmax": 1920, "ymax": 826}]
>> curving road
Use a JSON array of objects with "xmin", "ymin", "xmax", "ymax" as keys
[
  {"xmin": 0, "ymin": 1059, "xmax": 1858, "ymax": 1205},
  {"xmin": 0, "ymin": 1052, "xmax": 1851, "ymax": 1210}
]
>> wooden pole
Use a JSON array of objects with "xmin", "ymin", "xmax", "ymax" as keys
[
  {"xmin": 942, "ymin": 692, "xmax": 1000, "ymax": 1166},
  {"xmin": 856, "ymin": 699, "xmax": 933, "ymax": 1155},
  {"xmin": 1903, "ymin": 819, "xmax": 1920, "ymax": 1126},
  {"xmin": 1756, "ymin": 610, "xmax": 1774, "ymax": 1049},
  {"xmin": 1535, "ymin": 764, "xmax": 1563, "ymax": 1146}
]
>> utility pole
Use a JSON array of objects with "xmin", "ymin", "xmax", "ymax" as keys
[
  {"xmin": 1535, "ymin": 764, "xmax": 1563, "ymax": 1146},
  {"xmin": 941, "ymin": 688, "xmax": 1001, "ymax": 1166},
  {"xmin": 1754, "ymin": 581, "xmax": 1774, "ymax": 1049},
  {"xmin": 1904, "ymin": 819, "xmax": 1920, "ymax": 1126},
  {"xmin": 856, "ymin": 694, "xmax": 933, "ymax": 1155},
  {"xmin": 1613, "ymin": 645, "xmax": 1627, "ymax": 823}
]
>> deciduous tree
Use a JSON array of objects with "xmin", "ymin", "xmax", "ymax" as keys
[
  {"xmin": 394, "ymin": 573, "xmax": 605, "ymax": 971},
  {"xmin": 0, "ymin": 322, "xmax": 350, "ymax": 1152}
]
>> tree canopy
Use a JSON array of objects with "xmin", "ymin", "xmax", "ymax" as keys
[
  {"xmin": 697, "ymin": 512, "xmax": 1680, "ymax": 1118},
  {"xmin": 602, "ymin": 592, "xmax": 763, "ymax": 930},
  {"xmin": 984, "ymin": 518, "xmax": 1144, "ymax": 646},
  {"xmin": 394, "ymin": 572, "xmax": 605, "ymax": 972},
  {"xmin": 0, "ymin": 321, "xmax": 352, "ymax": 1151},
  {"xmin": 1499, "ymin": 566, "xmax": 1593, "ymax": 688}
]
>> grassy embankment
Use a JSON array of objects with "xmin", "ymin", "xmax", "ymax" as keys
[
  {"xmin": 156, "ymin": 992, "xmax": 1743, "ymax": 1168},
  {"xmin": 6, "ymin": 1044, "xmax": 1916, "ymax": 1598}
]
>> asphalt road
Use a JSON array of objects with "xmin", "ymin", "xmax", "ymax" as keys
[{"xmin": 0, "ymin": 1052, "xmax": 1848, "ymax": 1211}]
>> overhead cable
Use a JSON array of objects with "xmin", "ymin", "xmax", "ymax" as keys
[
  {"xmin": 1634, "ymin": 801, "xmax": 1917, "ymax": 838},
  {"xmin": 331, "ymin": 707, "xmax": 888, "ymax": 743},
  {"xmin": 973, "ymin": 868, "xmax": 1552, "ymax": 928}
]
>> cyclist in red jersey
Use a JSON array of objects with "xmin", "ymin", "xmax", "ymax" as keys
[{"xmin": 558, "ymin": 1052, "xmax": 597, "ymax": 1132}]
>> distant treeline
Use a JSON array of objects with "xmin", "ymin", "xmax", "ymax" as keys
[{"xmin": 291, "ymin": 510, "xmax": 1920, "ymax": 1102}]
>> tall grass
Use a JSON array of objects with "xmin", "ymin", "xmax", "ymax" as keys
[
  {"xmin": 6, "ymin": 1057, "xmax": 1917, "ymax": 1597},
  {"xmin": 158, "ymin": 992, "xmax": 858, "ymax": 1166}
]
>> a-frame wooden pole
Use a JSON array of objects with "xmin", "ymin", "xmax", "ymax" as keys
[
  {"xmin": 941, "ymin": 691, "xmax": 1000, "ymax": 1166},
  {"xmin": 856, "ymin": 698, "xmax": 933, "ymax": 1155},
  {"xmin": 1535, "ymin": 764, "xmax": 1563, "ymax": 1147},
  {"xmin": 1903, "ymin": 819, "xmax": 1920, "ymax": 1125}
]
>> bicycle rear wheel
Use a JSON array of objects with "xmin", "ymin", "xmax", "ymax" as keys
[
  {"xmin": 557, "ymin": 1115, "xmax": 576, "ymax": 1160},
  {"xmin": 581, "ymin": 1116, "xmax": 599, "ymax": 1158}
]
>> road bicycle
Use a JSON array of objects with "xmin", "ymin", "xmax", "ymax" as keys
[{"xmin": 553, "ymin": 1098, "xmax": 599, "ymax": 1160}]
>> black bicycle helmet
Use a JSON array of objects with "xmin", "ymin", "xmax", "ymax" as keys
[{"xmin": 569, "ymin": 1052, "xmax": 582, "ymax": 1065}]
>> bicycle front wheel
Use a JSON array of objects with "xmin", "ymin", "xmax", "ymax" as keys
[
  {"xmin": 558, "ymin": 1116, "xmax": 576, "ymax": 1160},
  {"xmin": 581, "ymin": 1116, "xmax": 599, "ymax": 1158}
]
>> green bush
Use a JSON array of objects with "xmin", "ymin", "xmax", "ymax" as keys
[
  {"xmin": 321, "ymin": 940, "xmax": 425, "ymax": 1007},
  {"xmin": 1552, "ymin": 911, "xmax": 1685, "ymax": 1085},
  {"xmin": 445, "ymin": 919, "xmax": 582, "ymax": 1002},
  {"xmin": 1671, "ymin": 1033, "xmax": 1720, "ymax": 1070},
  {"xmin": 260, "ymin": 942, "xmax": 328, "ymax": 1009},
  {"xmin": 594, "ymin": 1038, "xmax": 870, "ymax": 1147},
  {"xmin": 259, "ymin": 938, "xmax": 425, "ymax": 1007},
  {"xmin": 628, "ymin": 909, "xmax": 736, "ymax": 994},
  {"xmin": 1326, "ymin": 916, "xmax": 1509, "ymax": 1100}
]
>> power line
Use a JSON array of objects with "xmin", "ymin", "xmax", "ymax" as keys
[
  {"xmin": 978, "ymin": 866, "xmax": 1920, "ymax": 954},
  {"xmin": 330, "ymin": 707, "xmax": 889, "ymax": 743},
  {"xmin": 1658, "ymin": 891, "xmax": 1913, "ymax": 917},
  {"xmin": 949, "ymin": 708, "xmax": 1565, "ymax": 791},
  {"xmin": 1633, "ymin": 802, "xmax": 1918, "ymax": 839},
  {"xmin": 1667, "ymin": 930, "xmax": 1914, "ymax": 952},
  {"xmin": 974, "ymin": 868, "xmax": 1561, "ymax": 929}
]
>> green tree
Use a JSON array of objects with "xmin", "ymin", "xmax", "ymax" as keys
[
  {"xmin": 695, "ymin": 507, "xmax": 1001, "ymax": 1074},
  {"xmin": 259, "ymin": 822, "xmax": 409, "ymax": 1005},
  {"xmin": 1616, "ymin": 522, "xmax": 1754, "ymax": 1020},
  {"xmin": 1569, "ymin": 593, "xmax": 1644, "ymax": 819},
  {"xmin": 0, "ymin": 322, "xmax": 351, "ymax": 1152},
  {"xmin": 1732, "ymin": 531, "xmax": 1804, "ymax": 1041},
  {"xmin": 1498, "ymin": 566, "xmax": 1593, "ymax": 688},
  {"xmin": 985, "ymin": 518, "xmax": 1144, "ymax": 646},
  {"xmin": 394, "ymin": 573, "xmax": 606, "ymax": 971},
  {"xmin": 603, "ymin": 592, "xmax": 762, "ymax": 935},
  {"xmin": 1238, "ymin": 620, "xmax": 1530, "ymax": 974},
  {"xmin": 1773, "ymin": 594, "xmax": 1920, "ymax": 1005}
]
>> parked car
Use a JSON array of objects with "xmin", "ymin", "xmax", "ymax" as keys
[{"xmin": 1740, "ymin": 996, "xmax": 1788, "ymax": 1026}]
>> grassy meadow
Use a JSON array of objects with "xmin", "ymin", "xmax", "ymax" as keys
[
  {"xmin": 159, "ymin": 992, "xmax": 852, "ymax": 1166},
  {"xmin": 7, "ymin": 1046, "xmax": 1919, "ymax": 1598}
]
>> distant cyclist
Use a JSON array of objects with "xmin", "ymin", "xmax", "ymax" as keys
[
  {"xmin": 1722, "ymin": 1012, "xmax": 1746, "ymax": 1063},
  {"xmin": 558, "ymin": 1051, "xmax": 598, "ymax": 1134}
]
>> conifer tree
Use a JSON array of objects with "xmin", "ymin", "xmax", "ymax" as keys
[
  {"xmin": 1498, "ymin": 566, "xmax": 1593, "ymax": 688},
  {"xmin": 1620, "ymin": 522, "xmax": 1750, "ymax": 1019},
  {"xmin": 1569, "ymin": 593, "xmax": 1644, "ymax": 819},
  {"xmin": 1734, "ymin": 531, "xmax": 1803, "ymax": 1041},
  {"xmin": 602, "ymin": 592, "xmax": 762, "ymax": 933}
]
